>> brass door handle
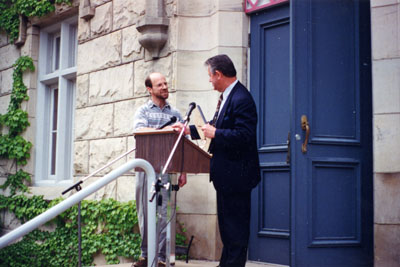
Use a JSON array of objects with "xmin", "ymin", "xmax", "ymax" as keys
[{"xmin": 301, "ymin": 115, "xmax": 310, "ymax": 153}]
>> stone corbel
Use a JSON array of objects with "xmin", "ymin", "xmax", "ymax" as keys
[
  {"xmin": 136, "ymin": 0, "xmax": 169, "ymax": 59},
  {"xmin": 15, "ymin": 15, "xmax": 27, "ymax": 46},
  {"xmin": 80, "ymin": 0, "xmax": 95, "ymax": 21}
]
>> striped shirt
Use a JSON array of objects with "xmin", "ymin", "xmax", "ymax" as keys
[{"xmin": 133, "ymin": 100, "xmax": 183, "ymax": 130}]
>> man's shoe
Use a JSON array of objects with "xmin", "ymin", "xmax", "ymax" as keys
[
  {"xmin": 158, "ymin": 260, "xmax": 166, "ymax": 267},
  {"xmin": 132, "ymin": 257, "xmax": 147, "ymax": 267}
]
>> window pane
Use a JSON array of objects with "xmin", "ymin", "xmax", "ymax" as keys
[
  {"xmin": 52, "ymin": 89, "xmax": 58, "ymax": 130},
  {"xmin": 50, "ymin": 88, "xmax": 58, "ymax": 176},
  {"xmin": 54, "ymin": 36, "xmax": 60, "ymax": 70},
  {"xmin": 51, "ymin": 132, "xmax": 57, "ymax": 175},
  {"xmin": 69, "ymin": 25, "xmax": 77, "ymax": 67}
]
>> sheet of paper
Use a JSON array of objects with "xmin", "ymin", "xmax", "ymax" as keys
[{"xmin": 190, "ymin": 105, "xmax": 212, "ymax": 152}]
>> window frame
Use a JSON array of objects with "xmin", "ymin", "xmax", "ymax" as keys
[{"xmin": 35, "ymin": 16, "xmax": 77, "ymax": 186}]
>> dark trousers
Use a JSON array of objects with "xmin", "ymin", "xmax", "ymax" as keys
[{"xmin": 217, "ymin": 190, "xmax": 251, "ymax": 267}]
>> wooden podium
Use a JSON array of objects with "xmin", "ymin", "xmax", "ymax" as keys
[
  {"xmin": 134, "ymin": 129, "xmax": 211, "ymax": 267},
  {"xmin": 134, "ymin": 129, "xmax": 211, "ymax": 174}
]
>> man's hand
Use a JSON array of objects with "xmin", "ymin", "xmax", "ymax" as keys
[
  {"xmin": 178, "ymin": 173, "xmax": 187, "ymax": 187},
  {"xmin": 171, "ymin": 122, "xmax": 190, "ymax": 135},
  {"xmin": 201, "ymin": 123, "xmax": 216, "ymax": 138}
]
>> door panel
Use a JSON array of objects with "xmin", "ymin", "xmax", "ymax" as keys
[
  {"xmin": 309, "ymin": 158, "xmax": 361, "ymax": 246},
  {"xmin": 310, "ymin": 1, "xmax": 360, "ymax": 143},
  {"xmin": 249, "ymin": 4, "xmax": 290, "ymax": 266},
  {"xmin": 291, "ymin": 0, "xmax": 373, "ymax": 266},
  {"xmin": 262, "ymin": 19, "xmax": 291, "ymax": 147}
]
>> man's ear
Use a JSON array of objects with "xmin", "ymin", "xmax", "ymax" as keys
[
  {"xmin": 146, "ymin": 86, "xmax": 152, "ymax": 94},
  {"xmin": 215, "ymin": 70, "xmax": 222, "ymax": 79}
]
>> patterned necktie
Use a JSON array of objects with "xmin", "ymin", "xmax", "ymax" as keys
[{"xmin": 211, "ymin": 94, "xmax": 223, "ymax": 126}]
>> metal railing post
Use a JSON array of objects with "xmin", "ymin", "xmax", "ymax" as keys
[
  {"xmin": 148, "ymin": 171, "xmax": 156, "ymax": 267},
  {"xmin": 78, "ymin": 201, "xmax": 82, "ymax": 267}
]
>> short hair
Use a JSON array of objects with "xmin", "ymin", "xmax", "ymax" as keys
[
  {"xmin": 145, "ymin": 75, "xmax": 152, "ymax": 88},
  {"xmin": 205, "ymin": 54, "xmax": 237, "ymax": 77}
]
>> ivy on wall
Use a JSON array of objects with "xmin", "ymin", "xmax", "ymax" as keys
[
  {"xmin": 0, "ymin": 195, "xmax": 142, "ymax": 265},
  {"xmin": 0, "ymin": 195, "xmax": 188, "ymax": 265},
  {"xmin": 0, "ymin": 56, "xmax": 34, "ymax": 195},
  {"xmin": 0, "ymin": 0, "xmax": 71, "ymax": 43}
]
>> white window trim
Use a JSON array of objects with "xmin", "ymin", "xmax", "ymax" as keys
[{"xmin": 35, "ymin": 16, "xmax": 77, "ymax": 186}]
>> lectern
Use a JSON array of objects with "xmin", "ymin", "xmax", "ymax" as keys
[
  {"xmin": 134, "ymin": 129, "xmax": 211, "ymax": 267},
  {"xmin": 135, "ymin": 129, "xmax": 211, "ymax": 173}
]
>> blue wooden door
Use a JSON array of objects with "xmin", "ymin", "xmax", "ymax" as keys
[
  {"xmin": 248, "ymin": 4, "xmax": 291, "ymax": 265},
  {"xmin": 249, "ymin": 0, "xmax": 373, "ymax": 266},
  {"xmin": 291, "ymin": 0, "xmax": 373, "ymax": 266}
]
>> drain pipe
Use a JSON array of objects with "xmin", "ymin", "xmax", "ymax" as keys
[{"xmin": 0, "ymin": 158, "xmax": 156, "ymax": 259}]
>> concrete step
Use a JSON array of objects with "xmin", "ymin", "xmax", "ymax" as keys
[{"xmin": 97, "ymin": 260, "xmax": 287, "ymax": 267}]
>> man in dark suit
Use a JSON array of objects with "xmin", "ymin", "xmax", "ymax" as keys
[{"xmin": 174, "ymin": 54, "xmax": 261, "ymax": 267}]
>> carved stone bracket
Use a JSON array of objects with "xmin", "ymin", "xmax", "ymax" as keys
[
  {"xmin": 136, "ymin": 0, "xmax": 169, "ymax": 59},
  {"xmin": 80, "ymin": 0, "xmax": 95, "ymax": 21}
]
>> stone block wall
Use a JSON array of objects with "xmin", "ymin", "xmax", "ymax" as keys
[
  {"xmin": 0, "ymin": 26, "xmax": 38, "ymax": 186},
  {"xmin": 172, "ymin": 0, "xmax": 249, "ymax": 259},
  {"xmin": 0, "ymin": 32, "xmax": 21, "ymax": 186},
  {"xmin": 73, "ymin": 0, "xmax": 249, "ymax": 260},
  {"xmin": 0, "ymin": 25, "xmax": 39, "ymax": 238},
  {"xmin": 74, "ymin": 0, "xmax": 174, "ymax": 202},
  {"xmin": 371, "ymin": 0, "xmax": 400, "ymax": 266}
]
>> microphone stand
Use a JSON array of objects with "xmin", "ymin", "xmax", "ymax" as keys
[
  {"xmin": 149, "ymin": 119, "xmax": 189, "ymax": 202},
  {"xmin": 157, "ymin": 102, "xmax": 194, "ymax": 180},
  {"xmin": 162, "ymin": 119, "xmax": 189, "ymax": 176},
  {"xmin": 148, "ymin": 118, "xmax": 190, "ymax": 267}
]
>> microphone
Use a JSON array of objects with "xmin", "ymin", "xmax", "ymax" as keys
[
  {"xmin": 157, "ymin": 116, "xmax": 177, "ymax": 129},
  {"xmin": 183, "ymin": 102, "xmax": 196, "ymax": 121}
]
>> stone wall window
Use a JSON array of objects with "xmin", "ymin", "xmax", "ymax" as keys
[{"xmin": 35, "ymin": 16, "xmax": 77, "ymax": 185}]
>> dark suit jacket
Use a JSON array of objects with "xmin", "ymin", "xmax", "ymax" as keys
[{"xmin": 208, "ymin": 81, "xmax": 261, "ymax": 193}]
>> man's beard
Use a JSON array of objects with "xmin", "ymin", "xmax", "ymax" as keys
[{"xmin": 155, "ymin": 91, "xmax": 168, "ymax": 100}]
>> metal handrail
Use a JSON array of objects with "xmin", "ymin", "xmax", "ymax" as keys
[{"xmin": 0, "ymin": 158, "xmax": 155, "ymax": 250}]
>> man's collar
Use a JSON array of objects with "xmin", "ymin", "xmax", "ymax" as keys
[
  {"xmin": 222, "ymin": 79, "xmax": 238, "ymax": 99},
  {"xmin": 147, "ymin": 99, "xmax": 170, "ymax": 109}
]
